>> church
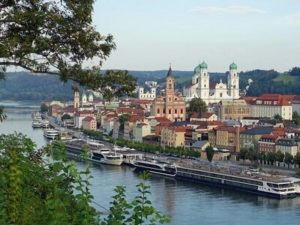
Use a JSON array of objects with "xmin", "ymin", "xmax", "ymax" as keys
[
  {"xmin": 151, "ymin": 67, "xmax": 186, "ymax": 122},
  {"xmin": 183, "ymin": 62, "xmax": 240, "ymax": 104}
]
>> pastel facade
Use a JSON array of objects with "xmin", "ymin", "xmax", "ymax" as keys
[
  {"xmin": 82, "ymin": 116, "xmax": 97, "ymax": 131},
  {"xmin": 275, "ymin": 139, "xmax": 299, "ymax": 157},
  {"xmin": 219, "ymin": 99, "xmax": 250, "ymax": 120},
  {"xmin": 151, "ymin": 67, "xmax": 186, "ymax": 122},
  {"xmin": 160, "ymin": 126, "xmax": 187, "ymax": 148},
  {"xmin": 132, "ymin": 122, "xmax": 152, "ymax": 142}
]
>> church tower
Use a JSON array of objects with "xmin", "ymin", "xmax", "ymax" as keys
[
  {"xmin": 197, "ymin": 61, "xmax": 210, "ymax": 99},
  {"xmin": 228, "ymin": 62, "xmax": 240, "ymax": 99},
  {"xmin": 73, "ymin": 85, "xmax": 80, "ymax": 109},
  {"xmin": 166, "ymin": 66, "xmax": 175, "ymax": 102}
]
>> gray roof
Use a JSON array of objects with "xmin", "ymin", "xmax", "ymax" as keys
[
  {"xmin": 192, "ymin": 140, "xmax": 209, "ymax": 148},
  {"xmin": 241, "ymin": 127, "xmax": 273, "ymax": 136}
]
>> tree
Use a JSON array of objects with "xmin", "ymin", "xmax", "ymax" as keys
[
  {"xmin": 205, "ymin": 145, "xmax": 214, "ymax": 162},
  {"xmin": 246, "ymin": 148, "xmax": 258, "ymax": 162},
  {"xmin": 289, "ymin": 67, "xmax": 300, "ymax": 77},
  {"xmin": 294, "ymin": 152, "xmax": 300, "ymax": 168},
  {"xmin": 105, "ymin": 172, "xmax": 170, "ymax": 225},
  {"xmin": 257, "ymin": 151, "xmax": 266, "ymax": 164},
  {"xmin": 187, "ymin": 98, "xmax": 207, "ymax": 117},
  {"xmin": 40, "ymin": 102, "xmax": 49, "ymax": 113},
  {"xmin": 239, "ymin": 148, "xmax": 248, "ymax": 161},
  {"xmin": 275, "ymin": 151, "xmax": 284, "ymax": 166},
  {"xmin": 284, "ymin": 152, "xmax": 294, "ymax": 169},
  {"xmin": 266, "ymin": 152, "xmax": 276, "ymax": 165},
  {"xmin": 0, "ymin": 134, "xmax": 169, "ymax": 225},
  {"xmin": 0, "ymin": 0, "xmax": 136, "ymax": 98},
  {"xmin": 61, "ymin": 113, "xmax": 72, "ymax": 121},
  {"xmin": 0, "ymin": 106, "xmax": 6, "ymax": 122},
  {"xmin": 292, "ymin": 111, "xmax": 300, "ymax": 126},
  {"xmin": 274, "ymin": 114, "xmax": 283, "ymax": 123},
  {"xmin": 119, "ymin": 114, "xmax": 130, "ymax": 132}
]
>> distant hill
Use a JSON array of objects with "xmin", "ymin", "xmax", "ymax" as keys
[
  {"xmin": 0, "ymin": 72, "xmax": 73, "ymax": 101},
  {"xmin": 0, "ymin": 67, "xmax": 300, "ymax": 101}
]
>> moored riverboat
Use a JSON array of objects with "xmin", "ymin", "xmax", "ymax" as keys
[
  {"xmin": 43, "ymin": 129, "xmax": 59, "ymax": 139},
  {"xmin": 175, "ymin": 161, "xmax": 296, "ymax": 199},
  {"xmin": 133, "ymin": 159, "xmax": 177, "ymax": 177}
]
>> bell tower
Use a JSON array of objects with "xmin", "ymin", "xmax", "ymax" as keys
[
  {"xmin": 73, "ymin": 84, "xmax": 80, "ymax": 109},
  {"xmin": 166, "ymin": 66, "xmax": 175, "ymax": 102},
  {"xmin": 228, "ymin": 62, "xmax": 239, "ymax": 99},
  {"xmin": 197, "ymin": 61, "xmax": 210, "ymax": 99}
]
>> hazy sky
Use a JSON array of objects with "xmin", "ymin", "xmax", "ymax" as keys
[{"xmin": 93, "ymin": 0, "xmax": 300, "ymax": 72}]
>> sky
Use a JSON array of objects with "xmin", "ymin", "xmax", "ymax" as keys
[{"xmin": 93, "ymin": 0, "xmax": 300, "ymax": 72}]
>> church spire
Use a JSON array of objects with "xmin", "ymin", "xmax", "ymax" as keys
[{"xmin": 166, "ymin": 65, "xmax": 173, "ymax": 77}]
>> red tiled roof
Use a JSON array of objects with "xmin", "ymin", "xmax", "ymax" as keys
[
  {"xmin": 155, "ymin": 117, "xmax": 172, "ymax": 123},
  {"xmin": 248, "ymin": 94, "xmax": 292, "ymax": 106},
  {"xmin": 82, "ymin": 116, "xmax": 95, "ymax": 122},
  {"xmin": 204, "ymin": 112, "xmax": 214, "ymax": 119},
  {"xmin": 259, "ymin": 134, "xmax": 280, "ymax": 141}
]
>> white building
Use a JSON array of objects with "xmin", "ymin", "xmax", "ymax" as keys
[
  {"xmin": 246, "ymin": 94, "xmax": 293, "ymax": 120},
  {"xmin": 138, "ymin": 81, "xmax": 157, "ymax": 100},
  {"xmin": 183, "ymin": 62, "xmax": 240, "ymax": 104},
  {"xmin": 132, "ymin": 122, "xmax": 152, "ymax": 142}
]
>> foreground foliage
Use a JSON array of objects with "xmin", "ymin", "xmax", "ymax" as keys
[
  {"xmin": 0, "ymin": 0, "xmax": 136, "ymax": 98},
  {"xmin": 0, "ymin": 133, "xmax": 169, "ymax": 225}
]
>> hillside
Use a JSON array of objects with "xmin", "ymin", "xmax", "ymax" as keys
[{"xmin": 0, "ymin": 68, "xmax": 300, "ymax": 101}]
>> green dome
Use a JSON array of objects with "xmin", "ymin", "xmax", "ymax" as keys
[
  {"xmin": 200, "ymin": 61, "xmax": 208, "ymax": 69},
  {"xmin": 194, "ymin": 64, "xmax": 201, "ymax": 74},
  {"xmin": 230, "ymin": 62, "xmax": 237, "ymax": 70}
]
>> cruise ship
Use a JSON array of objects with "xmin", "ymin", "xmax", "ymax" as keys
[
  {"xmin": 175, "ymin": 161, "xmax": 296, "ymax": 199},
  {"xmin": 64, "ymin": 139, "xmax": 123, "ymax": 166},
  {"xmin": 134, "ymin": 159, "xmax": 177, "ymax": 177},
  {"xmin": 43, "ymin": 129, "xmax": 59, "ymax": 139}
]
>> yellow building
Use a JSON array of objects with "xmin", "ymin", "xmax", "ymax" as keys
[
  {"xmin": 82, "ymin": 116, "xmax": 97, "ymax": 131},
  {"xmin": 209, "ymin": 126, "xmax": 244, "ymax": 153},
  {"xmin": 160, "ymin": 126, "xmax": 187, "ymax": 148},
  {"xmin": 219, "ymin": 99, "xmax": 250, "ymax": 120}
]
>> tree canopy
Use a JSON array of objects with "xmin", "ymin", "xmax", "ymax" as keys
[
  {"xmin": 205, "ymin": 145, "xmax": 214, "ymax": 162},
  {"xmin": 0, "ymin": 0, "xmax": 136, "ymax": 99},
  {"xmin": 187, "ymin": 97, "xmax": 207, "ymax": 117},
  {"xmin": 0, "ymin": 133, "xmax": 170, "ymax": 225}
]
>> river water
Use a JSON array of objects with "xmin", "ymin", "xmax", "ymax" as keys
[{"xmin": 1, "ymin": 101, "xmax": 300, "ymax": 225}]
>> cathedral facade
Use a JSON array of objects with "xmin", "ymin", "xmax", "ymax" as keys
[{"xmin": 183, "ymin": 62, "xmax": 240, "ymax": 104}]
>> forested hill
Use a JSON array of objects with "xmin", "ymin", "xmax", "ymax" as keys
[
  {"xmin": 0, "ymin": 68, "xmax": 300, "ymax": 101},
  {"xmin": 0, "ymin": 72, "xmax": 73, "ymax": 101}
]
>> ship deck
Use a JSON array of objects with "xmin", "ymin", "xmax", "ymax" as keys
[{"xmin": 175, "ymin": 160, "xmax": 292, "ymax": 184}]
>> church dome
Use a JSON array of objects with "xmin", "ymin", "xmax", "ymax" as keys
[
  {"xmin": 194, "ymin": 64, "xmax": 201, "ymax": 74},
  {"xmin": 230, "ymin": 62, "xmax": 237, "ymax": 70},
  {"xmin": 200, "ymin": 61, "xmax": 208, "ymax": 69},
  {"xmin": 194, "ymin": 61, "xmax": 208, "ymax": 73}
]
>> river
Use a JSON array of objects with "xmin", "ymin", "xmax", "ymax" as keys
[{"xmin": 1, "ymin": 101, "xmax": 300, "ymax": 225}]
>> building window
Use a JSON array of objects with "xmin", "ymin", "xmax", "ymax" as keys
[
  {"xmin": 157, "ymin": 108, "xmax": 160, "ymax": 114},
  {"xmin": 220, "ymin": 93, "xmax": 223, "ymax": 98},
  {"xmin": 181, "ymin": 109, "xmax": 183, "ymax": 114},
  {"xmin": 175, "ymin": 109, "xmax": 177, "ymax": 114},
  {"xmin": 169, "ymin": 109, "xmax": 171, "ymax": 114},
  {"xmin": 169, "ymin": 84, "xmax": 172, "ymax": 89},
  {"xmin": 163, "ymin": 108, "xmax": 166, "ymax": 114}
]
